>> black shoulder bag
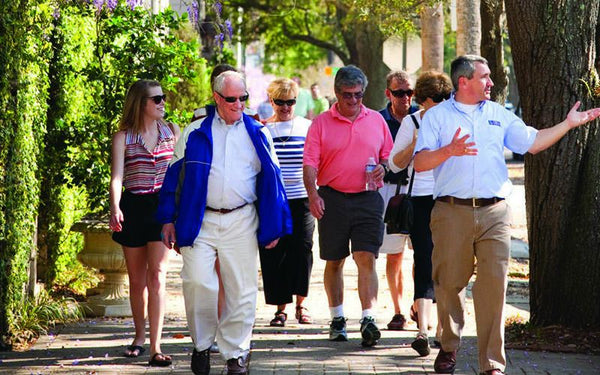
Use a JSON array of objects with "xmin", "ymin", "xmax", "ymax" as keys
[{"xmin": 383, "ymin": 114, "xmax": 419, "ymax": 235}]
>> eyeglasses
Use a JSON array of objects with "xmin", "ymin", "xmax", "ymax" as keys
[
  {"xmin": 273, "ymin": 98, "xmax": 296, "ymax": 106},
  {"xmin": 340, "ymin": 91, "xmax": 364, "ymax": 100},
  {"xmin": 217, "ymin": 91, "xmax": 249, "ymax": 103},
  {"xmin": 390, "ymin": 89, "xmax": 413, "ymax": 98},
  {"xmin": 431, "ymin": 93, "xmax": 451, "ymax": 103},
  {"xmin": 147, "ymin": 94, "xmax": 166, "ymax": 104}
]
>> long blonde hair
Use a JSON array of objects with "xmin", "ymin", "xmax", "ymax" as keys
[{"xmin": 119, "ymin": 80, "xmax": 161, "ymax": 133}]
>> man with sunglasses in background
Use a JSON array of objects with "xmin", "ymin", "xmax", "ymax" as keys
[
  {"xmin": 303, "ymin": 65, "xmax": 393, "ymax": 347},
  {"xmin": 414, "ymin": 55, "xmax": 600, "ymax": 375},
  {"xmin": 377, "ymin": 70, "xmax": 418, "ymax": 332},
  {"xmin": 157, "ymin": 70, "xmax": 292, "ymax": 375}
]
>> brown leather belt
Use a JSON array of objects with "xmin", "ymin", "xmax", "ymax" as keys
[
  {"xmin": 205, "ymin": 203, "xmax": 248, "ymax": 214},
  {"xmin": 436, "ymin": 196, "xmax": 504, "ymax": 207}
]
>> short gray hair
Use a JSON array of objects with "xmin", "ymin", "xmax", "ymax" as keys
[
  {"xmin": 450, "ymin": 55, "xmax": 488, "ymax": 90},
  {"xmin": 213, "ymin": 71, "xmax": 246, "ymax": 93},
  {"xmin": 334, "ymin": 65, "xmax": 368, "ymax": 93},
  {"xmin": 386, "ymin": 70, "xmax": 410, "ymax": 88}
]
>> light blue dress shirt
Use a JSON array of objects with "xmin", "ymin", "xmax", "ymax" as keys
[{"xmin": 415, "ymin": 97, "xmax": 538, "ymax": 199}]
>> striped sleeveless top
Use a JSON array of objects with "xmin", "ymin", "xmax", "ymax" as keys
[
  {"xmin": 265, "ymin": 117, "xmax": 311, "ymax": 199},
  {"xmin": 123, "ymin": 122, "xmax": 175, "ymax": 194}
]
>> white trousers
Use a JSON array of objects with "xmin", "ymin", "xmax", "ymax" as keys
[{"xmin": 180, "ymin": 204, "xmax": 259, "ymax": 360}]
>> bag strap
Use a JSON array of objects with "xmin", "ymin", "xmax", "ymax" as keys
[
  {"xmin": 394, "ymin": 113, "xmax": 420, "ymax": 196},
  {"xmin": 405, "ymin": 114, "xmax": 419, "ymax": 197}
]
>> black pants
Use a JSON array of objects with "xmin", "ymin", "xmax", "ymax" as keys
[
  {"xmin": 259, "ymin": 198, "xmax": 315, "ymax": 305},
  {"xmin": 410, "ymin": 195, "xmax": 435, "ymax": 300}
]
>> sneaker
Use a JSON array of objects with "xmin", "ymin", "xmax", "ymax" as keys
[
  {"xmin": 328, "ymin": 316, "xmax": 348, "ymax": 341},
  {"xmin": 191, "ymin": 348, "xmax": 210, "ymax": 375},
  {"xmin": 359, "ymin": 316, "xmax": 381, "ymax": 347},
  {"xmin": 387, "ymin": 313, "xmax": 406, "ymax": 330},
  {"xmin": 411, "ymin": 333, "xmax": 431, "ymax": 356}
]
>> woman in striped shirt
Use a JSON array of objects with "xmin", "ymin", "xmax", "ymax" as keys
[
  {"xmin": 260, "ymin": 78, "xmax": 315, "ymax": 327},
  {"xmin": 109, "ymin": 80, "xmax": 179, "ymax": 366}
]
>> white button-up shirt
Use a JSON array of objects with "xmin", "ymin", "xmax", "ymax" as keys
[
  {"xmin": 206, "ymin": 112, "xmax": 275, "ymax": 209},
  {"xmin": 416, "ymin": 97, "xmax": 538, "ymax": 199}
]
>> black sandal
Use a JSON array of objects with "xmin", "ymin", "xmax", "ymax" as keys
[
  {"xmin": 124, "ymin": 345, "xmax": 145, "ymax": 358},
  {"xmin": 148, "ymin": 352, "xmax": 172, "ymax": 367},
  {"xmin": 269, "ymin": 311, "xmax": 287, "ymax": 327}
]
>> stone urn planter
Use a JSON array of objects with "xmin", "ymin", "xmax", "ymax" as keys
[{"xmin": 72, "ymin": 218, "xmax": 132, "ymax": 317}]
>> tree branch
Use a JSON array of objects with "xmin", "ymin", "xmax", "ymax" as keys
[{"xmin": 281, "ymin": 22, "xmax": 350, "ymax": 64}]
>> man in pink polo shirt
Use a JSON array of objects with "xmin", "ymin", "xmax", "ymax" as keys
[{"xmin": 303, "ymin": 65, "xmax": 394, "ymax": 347}]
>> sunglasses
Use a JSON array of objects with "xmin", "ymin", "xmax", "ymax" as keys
[
  {"xmin": 431, "ymin": 93, "xmax": 451, "ymax": 103},
  {"xmin": 390, "ymin": 89, "xmax": 413, "ymax": 98},
  {"xmin": 217, "ymin": 91, "xmax": 249, "ymax": 103},
  {"xmin": 340, "ymin": 91, "xmax": 364, "ymax": 100},
  {"xmin": 147, "ymin": 94, "xmax": 166, "ymax": 104},
  {"xmin": 273, "ymin": 98, "xmax": 296, "ymax": 106}
]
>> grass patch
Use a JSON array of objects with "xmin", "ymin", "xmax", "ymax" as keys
[{"xmin": 9, "ymin": 289, "xmax": 84, "ymax": 351}]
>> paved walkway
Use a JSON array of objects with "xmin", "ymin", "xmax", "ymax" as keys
[{"xmin": 2, "ymin": 162, "xmax": 599, "ymax": 374}]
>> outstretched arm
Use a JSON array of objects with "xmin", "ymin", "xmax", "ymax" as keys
[
  {"xmin": 414, "ymin": 127, "xmax": 478, "ymax": 172},
  {"xmin": 528, "ymin": 101, "xmax": 600, "ymax": 154}
]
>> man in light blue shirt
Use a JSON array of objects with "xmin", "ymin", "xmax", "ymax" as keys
[{"xmin": 414, "ymin": 55, "xmax": 600, "ymax": 375}]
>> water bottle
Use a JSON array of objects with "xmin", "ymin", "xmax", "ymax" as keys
[{"xmin": 365, "ymin": 157, "xmax": 377, "ymax": 191}]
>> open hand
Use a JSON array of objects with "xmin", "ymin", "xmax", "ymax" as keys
[
  {"xmin": 445, "ymin": 127, "xmax": 478, "ymax": 157},
  {"xmin": 566, "ymin": 101, "xmax": 600, "ymax": 128}
]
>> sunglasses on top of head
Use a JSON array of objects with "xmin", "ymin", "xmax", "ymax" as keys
[
  {"xmin": 431, "ymin": 93, "xmax": 451, "ymax": 103},
  {"xmin": 217, "ymin": 91, "xmax": 249, "ymax": 103},
  {"xmin": 273, "ymin": 98, "xmax": 297, "ymax": 106},
  {"xmin": 390, "ymin": 89, "xmax": 413, "ymax": 98},
  {"xmin": 340, "ymin": 91, "xmax": 364, "ymax": 100},
  {"xmin": 147, "ymin": 94, "xmax": 166, "ymax": 104}
]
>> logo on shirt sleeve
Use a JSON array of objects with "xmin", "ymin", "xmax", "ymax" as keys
[{"xmin": 488, "ymin": 120, "xmax": 501, "ymax": 127}]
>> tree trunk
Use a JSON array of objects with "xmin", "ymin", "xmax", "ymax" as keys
[
  {"xmin": 456, "ymin": 0, "xmax": 481, "ymax": 55},
  {"xmin": 480, "ymin": 0, "xmax": 508, "ymax": 104},
  {"xmin": 506, "ymin": 0, "xmax": 600, "ymax": 328},
  {"xmin": 351, "ymin": 22, "xmax": 389, "ymax": 110},
  {"xmin": 420, "ymin": 2, "xmax": 444, "ymax": 72}
]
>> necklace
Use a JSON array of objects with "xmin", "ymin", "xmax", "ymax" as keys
[{"xmin": 274, "ymin": 118, "xmax": 295, "ymax": 145}]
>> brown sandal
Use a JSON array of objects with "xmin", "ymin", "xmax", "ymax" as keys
[
  {"xmin": 295, "ymin": 306, "xmax": 312, "ymax": 324},
  {"xmin": 270, "ymin": 311, "xmax": 287, "ymax": 327}
]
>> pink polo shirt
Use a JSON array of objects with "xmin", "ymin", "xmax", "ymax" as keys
[{"xmin": 303, "ymin": 103, "xmax": 393, "ymax": 193}]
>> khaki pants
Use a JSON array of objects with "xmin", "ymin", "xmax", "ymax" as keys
[
  {"xmin": 431, "ymin": 200, "xmax": 511, "ymax": 373},
  {"xmin": 180, "ymin": 204, "xmax": 259, "ymax": 360}
]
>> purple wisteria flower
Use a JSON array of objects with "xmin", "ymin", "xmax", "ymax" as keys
[
  {"xmin": 224, "ymin": 19, "xmax": 233, "ymax": 40},
  {"xmin": 187, "ymin": 1, "xmax": 199, "ymax": 26},
  {"xmin": 106, "ymin": 0, "xmax": 117, "ymax": 11},
  {"xmin": 93, "ymin": 0, "xmax": 104, "ymax": 12},
  {"xmin": 126, "ymin": 0, "xmax": 142, "ymax": 10},
  {"xmin": 52, "ymin": 7, "xmax": 61, "ymax": 19},
  {"xmin": 213, "ymin": 0, "xmax": 222, "ymax": 16},
  {"xmin": 215, "ymin": 33, "xmax": 224, "ymax": 48}
]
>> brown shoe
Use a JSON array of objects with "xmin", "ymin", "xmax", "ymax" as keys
[
  {"xmin": 226, "ymin": 355, "xmax": 248, "ymax": 375},
  {"xmin": 434, "ymin": 349, "xmax": 457, "ymax": 374},
  {"xmin": 387, "ymin": 313, "xmax": 406, "ymax": 330}
]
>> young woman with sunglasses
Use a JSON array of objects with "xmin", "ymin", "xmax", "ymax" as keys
[
  {"xmin": 260, "ymin": 78, "xmax": 315, "ymax": 327},
  {"xmin": 388, "ymin": 71, "xmax": 452, "ymax": 357},
  {"xmin": 109, "ymin": 80, "xmax": 180, "ymax": 366}
]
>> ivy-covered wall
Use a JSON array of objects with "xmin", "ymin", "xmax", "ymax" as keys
[
  {"xmin": 0, "ymin": 0, "xmax": 52, "ymax": 346},
  {"xmin": 2, "ymin": 0, "xmax": 211, "ymax": 345}
]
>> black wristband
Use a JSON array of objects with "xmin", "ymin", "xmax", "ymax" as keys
[{"xmin": 380, "ymin": 163, "xmax": 389, "ymax": 174}]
